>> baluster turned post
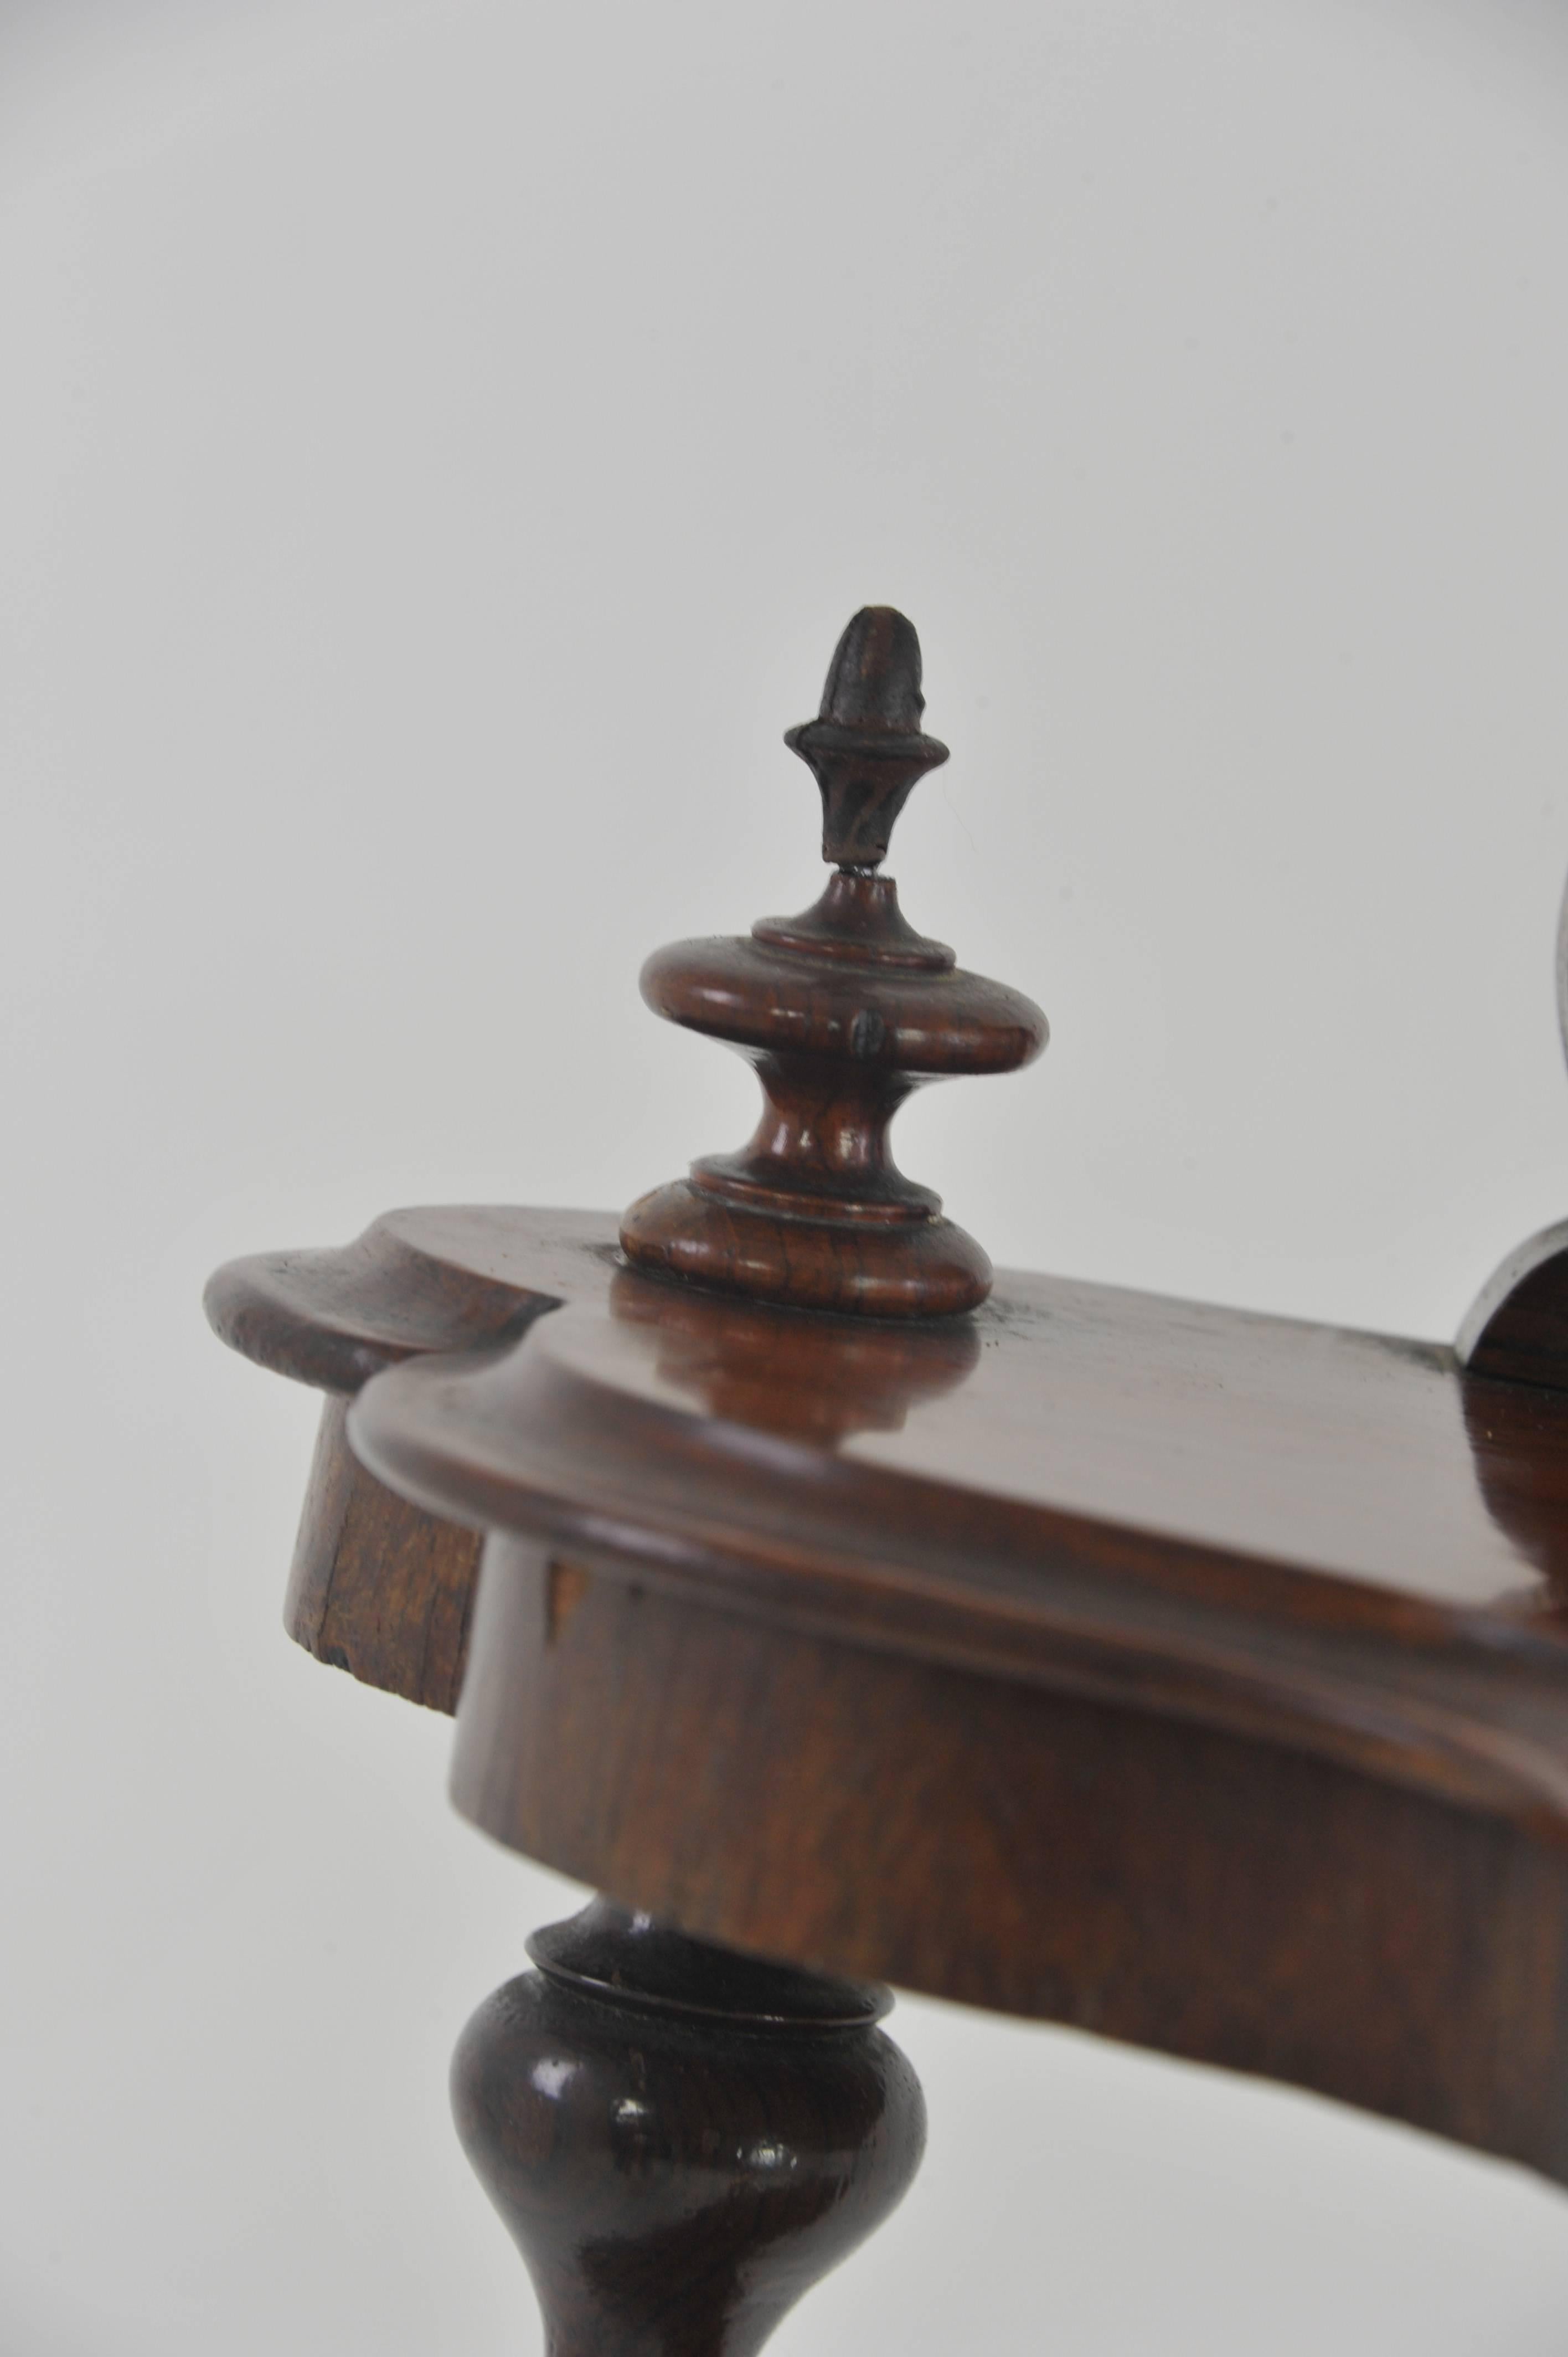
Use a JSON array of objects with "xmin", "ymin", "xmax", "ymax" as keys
[{"xmin": 452, "ymin": 1898, "xmax": 926, "ymax": 2357}]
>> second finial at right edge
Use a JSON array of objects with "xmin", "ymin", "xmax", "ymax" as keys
[{"xmin": 1458, "ymin": 869, "xmax": 1568, "ymax": 1391}]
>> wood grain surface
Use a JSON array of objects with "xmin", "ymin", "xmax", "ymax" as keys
[
  {"xmin": 452, "ymin": 1540, "xmax": 1568, "ymax": 2182},
  {"xmin": 618, "ymin": 609, "xmax": 1046, "ymax": 1314},
  {"xmin": 200, "ymin": 619, "xmax": 1568, "ymax": 2216},
  {"xmin": 454, "ymin": 1897, "xmax": 925, "ymax": 2357},
  {"xmin": 339, "ymin": 1233, "xmax": 1568, "ymax": 1823},
  {"xmin": 206, "ymin": 1207, "xmax": 615, "ymax": 1704},
  {"xmin": 285, "ymin": 1396, "xmax": 481, "ymax": 1711},
  {"xmin": 210, "ymin": 1200, "xmax": 1568, "ymax": 2175}
]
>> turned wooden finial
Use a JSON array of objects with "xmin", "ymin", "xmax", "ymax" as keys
[{"xmin": 619, "ymin": 609, "xmax": 1048, "ymax": 1318}]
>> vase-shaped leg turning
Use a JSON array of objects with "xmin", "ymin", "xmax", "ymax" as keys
[{"xmin": 451, "ymin": 1897, "xmax": 926, "ymax": 2357}]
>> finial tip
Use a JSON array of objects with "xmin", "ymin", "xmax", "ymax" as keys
[
  {"xmin": 819, "ymin": 608, "xmax": 927, "ymax": 735},
  {"xmin": 785, "ymin": 608, "xmax": 949, "ymax": 868}
]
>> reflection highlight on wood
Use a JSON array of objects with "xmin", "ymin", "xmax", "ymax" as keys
[
  {"xmin": 451, "ymin": 1545, "xmax": 1568, "ymax": 2183},
  {"xmin": 620, "ymin": 609, "xmax": 1046, "ymax": 1315},
  {"xmin": 452, "ymin": 1897, "xmax": 925, "ymax": 2357},
  {"xmin": 201, "ymin": 635, "xmax": 1568, "ymax": 2287}
]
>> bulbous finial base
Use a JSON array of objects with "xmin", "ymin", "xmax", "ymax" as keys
[{"xmin": 620, "ymin": 1177, "xmax": 993, "ymax": 1319}]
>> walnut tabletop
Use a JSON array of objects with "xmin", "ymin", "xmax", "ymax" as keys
[
  {"xmin": 206, "ymin": 611, "xmax": 1568, "ymax": 2345},
  {"xmin": 210, "ymin": 1196, "xmax": 1568, "ymax": 2183}
]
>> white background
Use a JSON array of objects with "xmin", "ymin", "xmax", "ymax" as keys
[{"xmin": 7, "ymin": 1, "xmax": 1568, "ymax": 2349}]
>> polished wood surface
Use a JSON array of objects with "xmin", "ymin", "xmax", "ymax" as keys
[
  {"xmin": 1460, "ymin": 1217, "xmax": 1568, "ymax": 1391},
  {"xmin": 1453, "ymin": 881, "xmax": 1568, "ymax": 1392},
  {"xmin": 203, "ymin": 1202, "xmax": 613, "ymax": 1392},
  {"xmin": 200, "ymin": 604, "xmax": 1568, "ymax": 2322},
  {"xmin": 205, "ymin": 1206, "xmax": 614, "ymax": 1704},
  {"xmin": 224, "ymin": 1200, "xmax": 1568, "ymax": 2180},
  {"xmin": 563, "ymin": 1259, "xmax": 1567, "ymax": 1617},
  {"xmin": 453, "ymin": 1897, "xmax": 924, "ymax": 2357},
  {"xmin": 208, "ymin": 1201, "xmax": 1568, "ymax": 1810},
  {"xmin": 620, "ymin": 610, "xmax": 1046, "ymax": 1315},
  {"xmin": 202, "ymin": 855, "xmax": 1568, "ymax": 2196},
  {"xmin": 452, "ymin": 1541, "xmax": 1568, "ymax": 2183},
  {"xmin": 218, "ymin": 1202, "xmax": 1568, "ymax": 1623},
  {"xmin": 212, "ymin": 1188, "xmax": 1568, "ymax": 2179},
  {"xmin": 323, "ymin": 1218, "xmax": 1568, "ymax": 1830},
  {"xmin": 286, "ymin": 1396, "xmax": 479, "ymax": 1711}
]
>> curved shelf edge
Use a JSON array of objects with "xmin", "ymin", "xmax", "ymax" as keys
[
  {"xmin": 348, "ymin": 1303, "xmax": 1568, "ymax": 1843},
  {"xmin": 203, "ymin": 1206, "xmax": 620, "ymax": 1706},
  {"xmin": 203, "ymin": 1203, "xmax": 618, "ymax": 1393}
]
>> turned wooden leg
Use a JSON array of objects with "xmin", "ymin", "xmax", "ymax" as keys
[{"xmin": 451, "ymin": 1897, "xmax": 926, "ymax": 2357}]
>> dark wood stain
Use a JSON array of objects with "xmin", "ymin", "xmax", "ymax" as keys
[
  {"xmin": 202, "ymin": 609, "xmax": 1568, "ymax": 2331},
  {"xmin": 336, "ymin": 1248, "xmax": 1568, "ymax": 1840},
  {"xmin": 286, "ymin": 1396, "xmax": 481, "ymax": 1713},
  {"xmin": 1461, "ymin": 1221, "xmax": 1568, "ymax": 1392},
  {"xmin": 453, "ymin": 1541, "xmax": 1568, "ymax": 2184},
  {"xmin": 620, "ymin": 610, "xmax": 1046, "ymax": 1316},
  {"xmin": 453, "ymin": 1897, "xmax": 925, "ymax": 2357},
  {"xmin": 207, "ymin": 1206, "xmax": 615, "ymax": 1705}
]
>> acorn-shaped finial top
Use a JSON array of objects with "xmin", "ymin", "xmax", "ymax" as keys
[{"xmin": 784, "ymin": 608, "xmax": 950, "ymax": 869}]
